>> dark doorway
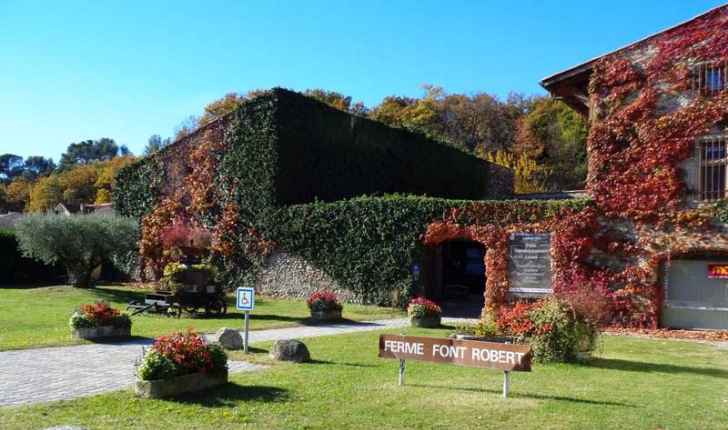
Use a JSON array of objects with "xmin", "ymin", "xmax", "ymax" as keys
[{"xmin": 441, "ymin": 241, "xmax": 486, "ymax": 297}]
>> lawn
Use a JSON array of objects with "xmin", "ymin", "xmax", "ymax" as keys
[
  {"xmin": 0, "ymin": 331, "xmax": 725, "ymax": 429},
  {"xmin": 0, "ymin": 285, "xmax": 405, "ymax": 350}
]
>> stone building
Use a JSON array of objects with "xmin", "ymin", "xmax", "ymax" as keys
[{"xmin": 541, "ymin": 5, "xmax": 728, "ymax": 329}]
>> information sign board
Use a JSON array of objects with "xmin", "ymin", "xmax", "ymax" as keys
[{"xmin": 508, "ymin": 232, "xmax": 553, "ymax": 298}]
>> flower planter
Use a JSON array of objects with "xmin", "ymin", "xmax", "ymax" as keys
[
  {"xmin": 71, "ymin": 325, "xmax": 131, "ymax": 340},
  {"xmin": 310, "ymin": 310, "xmax": 342, "ymax": 323},
  {"xmin": 135, "ymin": 370, "xmax": 228, "ymax": 399},
  {"xmin": 409, "ymin": 315, "xmax": 441, "ymax": 328}
]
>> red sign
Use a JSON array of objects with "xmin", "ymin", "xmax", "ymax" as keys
[{"xmin": 708, "ymin": 264, "xmax": 728, "ymax": 278}]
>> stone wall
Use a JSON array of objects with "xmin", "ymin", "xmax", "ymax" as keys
[{"xmin": 255, "ymin": 253, "xmax": 359, "ymax": 303}]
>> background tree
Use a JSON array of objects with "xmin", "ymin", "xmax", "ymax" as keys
[
  {"xmin": 22, "ymin": 156, "xmax": 56, "ymax": 181},
  {"xmin": 0, "ymin": 154, "xmax": 24, "ymax": 184},
  {"xmin": 15, "ymin": 213, "xmax": 140, "ymax": 288},
  {"xmin": 143, "ymin": 135, "xmax": 172, "ymax": 156},
  {"xmin": 58, "ymin": 138, "xmax": 122, "ymax": 172}
]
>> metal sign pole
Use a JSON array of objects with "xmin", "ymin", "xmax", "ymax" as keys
[
  {"xmin": 503, "ymin": 371, "xmax": 510, "ymax": 397},
  {"xmin": 399, "ymin": 359, "xmax": 406, "ymax": 386},
  {"xmin": 244, "ymin": 310, "xmax": 250, "ymax": 353}
]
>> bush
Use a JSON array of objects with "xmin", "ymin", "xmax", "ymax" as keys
[
  {"xmin": 69, "ymin": 301, "xmax": 131, "ymax": 329},
  {"xmin": 15, "ymin": 213, "xmax": 140, "ymax": 287},
  {"xmin": 306, "ymin": 291, "xmax": 343, "ymax": 312},
  {"xmin": 493, "ymin": 298, "xmax": 599, "ymax": 363},
  {"xmin": 136, "ymin": 328, "xmax": 227, "ymax": 380}
]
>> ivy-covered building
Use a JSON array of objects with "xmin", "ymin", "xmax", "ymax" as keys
[
  {"xmin": 116, "ymin": 5, "xmax": 728, "ymax": 330},
  {"xmin": 541, "ymin": 4, "xmax": 728, "ymax": 329}
]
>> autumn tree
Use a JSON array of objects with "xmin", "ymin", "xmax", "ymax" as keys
[
  {"xmin": 513, "ymin": 97, "xmax": 588, "ymax": 191},
  {"xmin": 5, "ymin": 178, "xmax": 32, "ymax": 212},
  {"xmin": 28, "ymin": 155, "xmax": 137, "ymax": 211},
  {"xmin": 487, "ymin": 150, "xmax": 548, "ymax": 194}
]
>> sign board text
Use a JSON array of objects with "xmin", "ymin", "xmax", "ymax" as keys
[
  {"xmin": 379, "ymin": 334, "xmax": 531, "ymax": 372},
  {"xmin": 508, "ymin": 232, "xmax": 553, "ymax": 298}
]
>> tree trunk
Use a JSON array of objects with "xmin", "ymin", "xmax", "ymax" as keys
[{"xmin": 68, "ymin": 266, "xmax": 93, "ymax": 288}]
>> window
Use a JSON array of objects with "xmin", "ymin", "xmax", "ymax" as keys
[
  {"xmin": 694, "ymin": 136, "xmax": 728, "ymax": 201},
  {"xmin": 691, "ymin": 62, "xmax": 727, "ymax": 94}
]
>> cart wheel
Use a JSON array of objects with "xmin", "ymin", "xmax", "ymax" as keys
[
  {"xmin": 166, "ymin": 305, "xmax": 181, "ymax": 318},
  {"xmin": 183, "ymin": 305, "xmax": 199, "ymax": 315},
  {"xmin": 205, "ymin": 298, "xmax": 227, "ymax": 317}
]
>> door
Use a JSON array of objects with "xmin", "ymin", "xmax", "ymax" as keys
[{"xmin": 662, "ymin": 259, "xmax": 728, "ymax": 329}]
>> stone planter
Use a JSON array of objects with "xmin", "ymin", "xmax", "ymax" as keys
[
  {"xmin": 409, "ymin": 315, "xmax": 441, "ymax": 328},
  {"xmin": 71, "ymin": 325, "xmax": 131, "ymax": 340},
  {"xmin": 309, "ymin": 309, "xmax": 342, "ymax": 323},
  {"xmin": 135, "ymin": 370, "xmax": 228, "ymax": 399}
]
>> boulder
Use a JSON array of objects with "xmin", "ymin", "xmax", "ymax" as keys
[
  {"xmin": 214, "ymin": 327, "xmax": 243, "ymax": 350},
  {"xmin": 270, "ymin": 339, "xmax": 310, "ymax": 363}
]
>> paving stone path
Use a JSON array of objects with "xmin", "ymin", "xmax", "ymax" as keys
[{"xmin": 0, "ymin": 317, "xmax": 475, "ymax": 408}]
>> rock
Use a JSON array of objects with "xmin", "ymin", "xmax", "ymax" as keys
[
  {"xmin": 214, "ymin": 327, "xmax": 243, "ymax": 350},
  {"xmin": 270, "ymin": 339, "xmax": 310, "ymax": 363}
]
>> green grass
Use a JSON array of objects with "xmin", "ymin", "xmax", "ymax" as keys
[
  {"xmin": 0, "ymin": 332, "xmax": 726, "ymax": 429},
  {"xmin": 0, "ymin": 285, "xmax": 404, "ymax": 350}
]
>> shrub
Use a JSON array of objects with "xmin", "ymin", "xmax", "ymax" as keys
[
  {"xmin": 494, "ymin": 298, "xmax": 599, "ymax": 363},
  {"xmin": 306, "ymin": 291, "xmax": 343, "ymax": 312},
  {"xmin": 136, "ymin": 328, "xmax": 227, "ymax": 380},
  {"xmin": 15, "ymin": 213, "xmax": 140, "ymax": 288},
  {"xmin": 407, "ymin": 297, "xmax": 441, "ymax": 319},
  {"xmin": 526, "ymin": 300, "xmax": 583, "ymax": 363},
  {"xmin": 69, "ymin": 301, "xmax": 131, "ymax": 329},
  {"xmin": 494, "ymin": 301, "xmax": 536, "ymax": 338}
]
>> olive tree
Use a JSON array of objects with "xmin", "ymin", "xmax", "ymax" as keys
[{"xmin": 15, "ymin": 213, "xmax": 139, "ymax": 288}]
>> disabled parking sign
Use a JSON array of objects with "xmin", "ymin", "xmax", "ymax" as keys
[{"xmin": 236, "ymin": 287, "xmax": 255, "ymax": 311}]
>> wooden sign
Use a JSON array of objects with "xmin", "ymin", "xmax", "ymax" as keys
[{"xmin": 379, "ymin": 334, "xmax": 531, "ymax": 372}]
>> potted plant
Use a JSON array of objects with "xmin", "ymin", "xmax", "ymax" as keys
[
  {"xmin": 135, "ymin": 328, "xmax": 228, "ymax": 398},
  {"xmin": 307, "ymin": 291, "xmax": 343, "ymax": 322},
  {"xmin": 407, "ymin": 297, "xmax": 442, "ymax": 328},
  {"xmin": 69, "ymin": 301, "xmax": 132, "ymax": 340}
]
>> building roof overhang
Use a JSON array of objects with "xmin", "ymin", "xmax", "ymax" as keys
[{"xmin": 539, "ymin": 4, "xmax": 728, "ymax": 117}]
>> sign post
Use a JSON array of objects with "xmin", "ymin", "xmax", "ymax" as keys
[
  {"xmin": 236, "ymin": 287, "xmax": 255, "ymax": 353},
  {"xmin": 379, "ymin": 334, "xmax": 531, "ymax": 397}
]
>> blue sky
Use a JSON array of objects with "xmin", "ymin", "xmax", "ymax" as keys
[{"xmin": 1, "ymin": 0, "xmax": 726, "ymax": 163}]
